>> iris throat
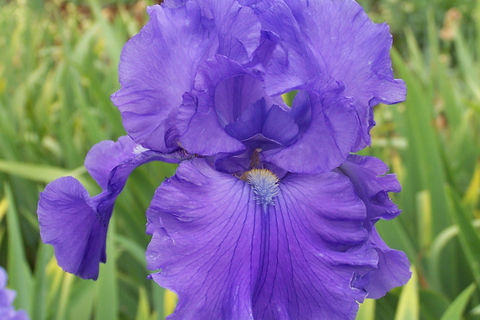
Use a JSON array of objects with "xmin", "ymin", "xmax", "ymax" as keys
[{"xmin": 245, "ymin": 169, "xmax": 279, "ymax": 207}]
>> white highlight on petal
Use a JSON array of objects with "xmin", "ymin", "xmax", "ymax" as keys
[
  {"xmin": 134, "ymin": 144, "xmax": 149, "ymax": 155},
  {"xmin": 245, "ymin": 169, "xmax": 279, "ymax": 207}
]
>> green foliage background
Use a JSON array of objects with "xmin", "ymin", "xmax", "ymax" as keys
[{"xmin": 0, "ymin": 0, "xmax": 479, "ymax": 319}]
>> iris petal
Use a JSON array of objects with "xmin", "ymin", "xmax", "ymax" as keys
[
  {"xmin": 341, "ymin": 155, "xmax": 402, "ymax": 225},
  {"xmin": 37, "ymin": 177, "xmax": 106, "ymax": 279},
  {"xmin": 111, "ymin": 1, "xmax": 261, "ymax": 152},
  {"xmin": 254, "ymin": 0, "xmax": 406, "ymax": 104},
  {"xmin": 264, "ymin": 90, "xmax": 360, "ymax": 173},
  {"xmin": 362, "ymin": 229, "xmax": 411, "ymax": 299},
  {"xmin": 37, "ymin": 136, "xmax": 185, "ymax": 279},
  {"xmin": 341, "ymin": 155, "xmax": 411, "ymax": 298},
  {"xmin": 247, "ymin": 0, "xmax": 405, "ymax": 151},
  {"xmin": 0, "ymin": 267, "xmax": 29, "ymax": 320},
  {"xmin": 147, "ymin": 159, "xmax": 378, "ymax": 319}
]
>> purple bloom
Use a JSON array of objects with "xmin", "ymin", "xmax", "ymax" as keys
[
  {"xmin": 38, "ymin": 136, "xmax": 187, "ymax": 279},
  {"xmin": 248, "ymin": 0, "xmax": 406, "ymax": 151},
  {"xmin": 340, "ymin": 155, "xmax": 411, "ymax": 299},
  {"xmin": 111, "ymin": 0, "xmax": 405, "ymax": 175},
  {"xmin": 111, "ymin": 0, "xmax": 261, "ymax": 153},
  {"xmin": 0, "ymin": 267, "xmax": 29, "ymax": 320},
  {"xmin": 36, "ymin": 0, "xmax": 410, "ymax": 318},
  {"xmin": 145, "ymin": 156, "xmax": 409, "ymax": 319}
]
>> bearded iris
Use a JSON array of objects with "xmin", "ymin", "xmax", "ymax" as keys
[
  {"xmin": 37, "ymin": 0, "xmax": 410, "ymax": 319},
  {"xmin": 0, "ymin": 267, "xmax": 29, "ymax": 320}
]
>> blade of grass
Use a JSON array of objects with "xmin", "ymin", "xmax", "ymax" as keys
[
  {"xmin": 95, "ymin": 219, "xmax": 118, "ymax": 320},
  {"xmin": 0, "ymin": 160, "xmax": 92, "ymax": 187},
  {"xmin": 68, "ymin": 280, "xmax": 95, "ymax": 320},
  {"xmin": 357, "ymin": 299, "xmax": 375, "ymax": 320},
  {"xmin": 116, "ymin": 235, "xmax": 146, "ymax": 268},
  {"xmin": 430, "ymin": 220, "xmax": 480, "ymax": 292},
  {"xmin": 5, "ymin": 183, "xmax": 32, "ymax": 311},
  {"xmin": 56, "ymin": 273, "xmax": 74, "ymax": 320},
  {"xmin": 440, "ymin": 284, "xmax": 476, "ymax": 320},
  {"xmin": 445, "ymin": 186, "xmax": 480, "ymax": 287},
  {"xmin": 395, "ymin": 268, "xmax": 419, "ymax": 320},
  {"xmin": 31, "ymin": 244, "xmax": 53, "ymax": 320},
  {"xmin": 135, "ymin": 287, "xmax": 151, "ymax": 320},
  {"xmin": 0, "ymin": 197, "xmax": 7, "ymax": 222}
]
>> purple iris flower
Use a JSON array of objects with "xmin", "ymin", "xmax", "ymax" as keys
[
  {"xmin": 145, "ymin": 155, "xmax": 410, "ymax": 319},
  {"xmin": 38, "ymin": 136, "xmax": 188, "ymax": 279},
  {"xmin": 37, "ymin": 0, "xmax": 410, "ymax": 318},
  {"xmin": 0, "ymin": 267, "xmax": 29, "ymax": 320}
]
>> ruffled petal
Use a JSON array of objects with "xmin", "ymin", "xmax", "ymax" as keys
[
  {"xmin": 360, "ymin": 229, "xmax": 411, "ymax": 299},
  {"xmin": 177, "ymin": 55, "xmax": 276, "ymax": 155},
  {"xmin": 37, "ymin": 136, "xmax": 186, "ymax": 279},
  {"xmin": 246, "ymin": 0, "xmax": 405, "ymax": 150},
  {"xmin": 262, "ymin": 105, "xmax": 299, "ymax": 145},
  {"xmin": 340, "ymin": 155, "xmax": 410, "ymax": 297},
  {"xmin": 37, "ymin": 177, "xmax": 106, "ymax": 279},
  {"xmin": 264, "ymin": 90, "xmax": 360, "ymax": 173},
  {"xmin": 84, "ymin": 136, "xmax": 138, "ymax": 189},
  {"xmin": 0, "ymin": 268, "xmax": 6, "ymax": 289},
  {"xmin": 340, "ymin": 155, "xmax": 401, "ymax": 223},
  {"xmin": 255, "ymin": 0, "xmax": 406, "ymax": 105},
  {"xmin": 246, "ymin": 0, "xmax": 321, "ymax": 94},
  {"xmin": 111, "ymin": 1, "xmax": 261, "ymax": 152},
  {"xmin": 176, "ymin": 91, "xmax": 246, "ymax": 155},
  {"xmin": 0, "ymin": 269, "xmax": 15, "ymax": 309},
  {"xmin": 0, "ymin": 267, "xmax": 29, "ymax": 320},
  {"xmin": 146, "ymin": 159, "xmax": 377, "ymax": 319}
]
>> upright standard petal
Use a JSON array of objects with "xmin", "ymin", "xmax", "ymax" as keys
[
  {"xmin": 178, "ymin": 55, "xmax": 361, "ymax": 174},
  {"xmin": 0, "ymin": 267, "xmax": 29, "ymax": 320},
  {"xmin": 111, "ymin": 1, "xmax": 261, "ymax": 152},
  {"xmin": 37, "ymin": 136, "xmax": 186, "ymax": 279},
  {"xmin": 248, "ymin": 0, "xmax": 405, "ymax": 149},
  {"xmin": 176, "ymin": 55, "xmax": 297, "ymax": 157},
  {"xmin": 146, "ymin": 159, "xmax": 378, "ymax": 319},
  {"xmin": 341, "ymin": 155, "xmax": 410, "ymax": 298}
]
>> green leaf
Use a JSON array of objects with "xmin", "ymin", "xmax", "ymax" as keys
[
  {"xmin": 470, "ymin": 304, "xmax": 480, "ymax": 316},
  {"xmin": 416, "ymin": 190, "xmax": 432, "ymax": 250},
  {"xmin": 445, "ymin": 186, "xmax": 480, "ymax": 287},
  {"xmin": 56, "ymin": 274, "xmax": 74, "ymax": 320},
  {"xmin": 135, "ymin": 288, "xmax": 151, "ymax": 320},
  {"xmin": 68, "ymin": 280, "xmax": 95, "ymax": 320},
  {"xmin": 0, "ymin": 197, "xmax": 7, "ymax": 222},
  {"xmin": 31, "ymin": 244, "xmax": 53, "ymax": 320},
  {"xmin": 392, "ymin": 49, "xmax": 450, "ymax": 235},
  {"xmin": 420, "ymin": 289, "xmax": 449, "ymax": 320},
  {"xmin": 116, "ymin": 235, "xmax": 146, "ymax": 268},
  {"xmin": 395, "ymin": 268, "xmax": 419, "ymax": 320},
  {"xmin": 95, "ymin": 219, "xmax": 118, "ymax": 320},
  {"xmin": 430, "ymin": 220, "xmax": 480, "ymax": 292},
  {"xmin": 0, "ymin": 160, "xmax": 91, "ymax": 187},
  {"xmin": 4, "ymin": 183, "xmax": 32, "ymax": 312},
  {"xmin": 440, "ymin": 284, "xmax": 476, "ymax": 320},
  {"xmin": 152, "ymin": 283, "xmax": 165, "ymax": 320},
  {"xmin": 357, "ymin": 299, "xmax": 375, "ymax": 320}
]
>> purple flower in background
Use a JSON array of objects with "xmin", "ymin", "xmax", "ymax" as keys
[
  {"xmin": 37, "ymin": 0, "xmax": 410, "ymax": 318},
  {"xmin": 0, "ymin": 267, "xmax": 29, "ymax": 320}
]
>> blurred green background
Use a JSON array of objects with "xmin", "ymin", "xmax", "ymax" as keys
[{"xmin": 0, "ymin": 0, "xmax": 479, "ymax": 319}]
